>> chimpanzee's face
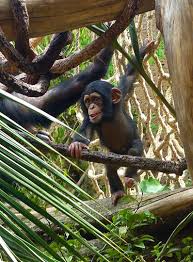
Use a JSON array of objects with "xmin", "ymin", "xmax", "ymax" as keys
[{"xmin": 84, "ymin": 92, "xmax": 103, "ymax": 124}]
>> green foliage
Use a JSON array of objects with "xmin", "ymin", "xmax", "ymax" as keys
[
  {"xmin": 82, "ymin": 208, "xmax": 193, "ymax": 262},
  {"xmin": 1, "ymin": 24, "xmax": 187, "ymax": 262},
  {"xmin": 156, "ymin": 211, "xmax": 193, "ymax": 261},
  {"xmin": 156, "ymin": 39, "xmax": 165, "ymax": 60},
  {"xmin": 79, "ymin": 28, "xmax": 92, "ymax": 49},
  {"xmin": 150, "ymin": 114, "xmax": 159, "ymax": 135},
  {"xmin": 140, "ymin": 178, "xmax": 169, "ymax": 194},
  {"xmin": 95, "ymin": 210, "xmax": 156, "ymax": 261},
  {"xmin": 0, "ymin": 113, "xmax": 124, "ymax": 262},
  {"xmin": 148, "ymin": 38, "xmax": 166, "ymax": 65},
  {"xmin": 152, "ymin": 237, "xmax": 193, "ymax": 261}
]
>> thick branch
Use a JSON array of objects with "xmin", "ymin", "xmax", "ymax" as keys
[
  {"xmin": 155, "ymin": 1, "xmax": 193, "ymax": 178},
  {"xmin": 0, "ymin": 0, "xmax": 155, "ymax": 41},
  {"xmin": 0, "ymin": 27, "xmax": 34, "ymax": 75},
  {"xmin": 0, "ymin": 38, "xmax": 43, "ymax": 75},
  {"xmin": 33, "ymin": 31, "xmax": 73, "ymax": 74},
  {"xmin": 5, "ymin": 187, "xmax": 193, "ymax": 237},
  {"xmin": 51, "ymin": 0, "xmax": 141, "ymax": 74},
  {"xmin": 10, "ymin": 0, "xmax": 33, "ymax": 60},
  {"xmin": 0, "ymin": 0, "xmax": 142, "ymax": 85},
  {"xmin": 0, "ymin": 72, "xmax": 50, "ymax": 96}
]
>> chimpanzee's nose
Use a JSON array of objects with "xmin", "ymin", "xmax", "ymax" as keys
[{"xmin": 90, "ymin": 103, "xmax": 95, "ymax": 109}]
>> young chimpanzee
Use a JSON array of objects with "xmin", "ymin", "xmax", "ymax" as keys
[
  {"xmin": 0, "ymin": 43, "xmax": 114, "ymax": 134},
  {"xmin": 0, "ymin": 42, "xmax": 114, "ymax": 186},
  {"xmin": 69, "ymin": 41, "xmax": 153, "ymax": 205}
]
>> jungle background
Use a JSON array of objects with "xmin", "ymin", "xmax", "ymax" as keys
[{"xmin": 1, "ymin": 10, "xmax": 193, "ymax": 262}]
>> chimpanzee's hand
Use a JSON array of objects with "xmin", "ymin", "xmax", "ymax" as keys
[
  {"xmin": 69, "ymin": 142, "xmax": 89, "ymax": 159},
  {"xmin": 124, "ymin": 177, "xmax": 135, "ymax": 188},
  {"xmin": 128, "ymin": 147, "xmax": 139, "ymax": 156}
]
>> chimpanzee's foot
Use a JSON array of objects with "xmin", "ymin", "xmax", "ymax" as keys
[
  {"xmin": 111, "ymin": 190, "xmax": 125, "ymax": 206},
  {"xmin": 124, "ymin": 177, "xmax": 135, "ymax": 188}
]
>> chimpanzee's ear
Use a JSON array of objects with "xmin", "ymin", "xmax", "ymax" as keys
[{"xmin": 112, "ymin": 88, "xmax": 122, "ymax": 104}]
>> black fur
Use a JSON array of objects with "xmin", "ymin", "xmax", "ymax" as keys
[
  {"xmin": 0, "ymin": 46, "xmax": 114, "ymax": 187},
  {"xmin": 73, "ymin": 44, "xmax": 151, "ymax": 202},
  {"xmin": 0, "ymin": 46, "xmax": 114, "ymax": 129}
]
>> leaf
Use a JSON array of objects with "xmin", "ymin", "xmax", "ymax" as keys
[
  {"xmin": 156, "ymin": 211, "xmax": 193, "ymax": 261},
  {"xmin": 140, "ymin": 178, "xmax": 169, "ymax": 193},
  {"xmin": 117, "ymin": 195, "xmax": 136, "ymax": 204},
  {"xmin": 139, "ymin": 235, "xmax": 154, "ymax": 242},
  {"xmin": 119, "ymin": 226, "xmax": 128, "ymax": 236},
  {"xmin": 134, "ymin": 242, "xmax": 145, "ymax": 249}
]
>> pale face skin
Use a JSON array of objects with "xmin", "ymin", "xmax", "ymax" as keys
[{"xmin": 84, "ymin": 92, "xmax": 103, "ymax": 124}]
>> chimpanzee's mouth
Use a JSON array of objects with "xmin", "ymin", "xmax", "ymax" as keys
[{"xmin": 89, "ymin": 112, "xmax": 101, "ymax": 120}]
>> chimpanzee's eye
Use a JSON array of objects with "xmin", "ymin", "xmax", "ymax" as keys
[
  {"xmin": 84, "ymin": 99, "xmax": 90, "ymax": 108},
  {"xmin": 93, "ymin": 97, "xmax": 101, "ymax": 104}
]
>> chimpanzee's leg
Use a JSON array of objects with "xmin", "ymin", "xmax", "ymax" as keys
[
  {"xmin": 125, "ymin": 167, "xmax": 138, "ymax": 188},
  {"xmin": 125, "ymin": 138, "xmax": 143, "ymax": 188},
  {"xmin": 106, "ymin": 164, "xmax": 124, "ymax": 205}
]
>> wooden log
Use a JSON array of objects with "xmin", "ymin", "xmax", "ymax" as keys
[
  {"xmin": 0, "ymin": 0, "xmax": 155, "ymax": 40},
  {"xmin": 6, "ymin": 187, "xmax": 193, "ymax": 233},
  {"xmin": 155, "ymin": 1, "xmax": 193, "ymax": 178}
]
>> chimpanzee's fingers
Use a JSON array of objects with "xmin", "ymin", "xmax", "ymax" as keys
[
  {"xmin": 75, "ymin": 142, "xmax": 82, "ymax": 159},
  {"xmin": 74, "ymin": 143, "xmax": 79, "ymax": 158},
  {"xmin": 70, "ymin": 142, "xmax": 79, "ymax": 158},
  {"xmin": 82, "ymin": 144, "xmax": 89, "ymax": 150},
  {"xmin": 71, "ymin": 143, "xmax": 78, "ymax": 158},
  {"xmin": 69, "ymin": 142, "xmax": 88, "ymax": 158},
  {"xmin": 69, "ymin": 143, "xmax": 75, "ymax": 158}
]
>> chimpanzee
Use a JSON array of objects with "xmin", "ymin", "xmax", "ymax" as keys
[
  {"xmin": 0, "ymin": 42, "xmax": 114, "ymax": 186},
  {"xmin": 69, "ymin": 41, "xmax": 153, "ymax": 205},
  {"xmin": 0, "ymin": 45, "xmax": 114, "ymax": 134}
]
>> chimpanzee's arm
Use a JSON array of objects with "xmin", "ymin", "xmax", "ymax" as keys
[
  {"xmin": 40, "ymin": 45, "xmax": 114, "ymax": 116},
  {"xmin": 73, "ymin": 119, "xmax": 94, "ymax": 145},
  {"xmin": 119, "ymin": 41, "xmax": 154, "ymax": 97},
  {"xmin": 1, "ymin": 46, "xmax": 114, "ymax": 128},
  {"xmin": 74, "ymin": 45, "xmax": 114, "ymax": 86},
  {"xmin": 69, "ymin": 120, "xmax": 94, "ymax": 158},
  {"xmin": 128, "ymin": 137, "xmax": 143, "ymax": 156}
]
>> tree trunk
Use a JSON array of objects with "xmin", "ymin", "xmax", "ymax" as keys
[
  {"xmin": 0, "ymin": 0, "xmax": 154, "ymax": 40},
  {"xmin": 155, "ymin": 1, "xmax": 193, "ymax": 179}
]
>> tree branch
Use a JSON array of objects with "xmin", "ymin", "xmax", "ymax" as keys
[
  {"xmin": 51, "ymin": 0, "xmax": 141, "ymax": 74},
  {"xmin": 0, "ymin": 72, "xmax": 50, "ymax": 96},
  {"xmin": 38, "ymin": 141, "xmax": 187, "ymax": 175},
  {"xmin": 10, "ymin": 0, "xmax": 34, "ymax": 60},
  {"xmin": 32, "ymin": 32, "xmax": 72, "ymax": 74},
  {"xmin": 0, "ymin": 27, "xmax": 35, "ymax": 75}
]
